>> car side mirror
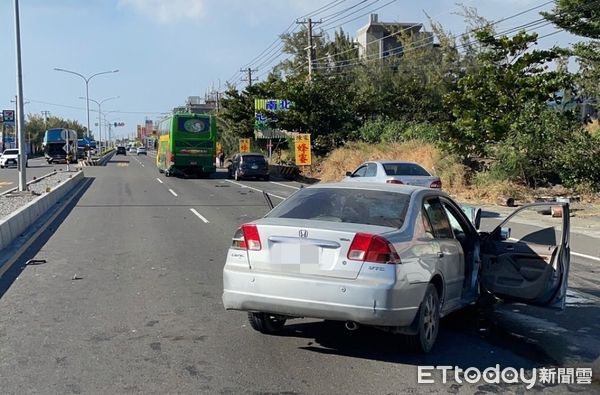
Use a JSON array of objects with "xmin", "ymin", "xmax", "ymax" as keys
[
  {"xmin": 500, "ymin": 227, "xmax": 511, "ymax": 241},
  {"xmin": 345, "ymin": 171, "xmax": 353, "ymax": 177}
]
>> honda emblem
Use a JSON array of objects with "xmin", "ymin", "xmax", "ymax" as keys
[{"xmin": 299, "ymin": 229, "xmax": 308, "ymax": 238}]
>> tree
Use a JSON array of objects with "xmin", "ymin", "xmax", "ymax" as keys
[
  {"xmin": 542, "ymin": 0, "xmax": 600, "ymax": 98},
  {"xmin": 25, "ymin": 114, "xmax": 86, "ymax": 146},
  {"xmin": 443, "ymin": 31, "xmax": 573, "ymax": 159}
]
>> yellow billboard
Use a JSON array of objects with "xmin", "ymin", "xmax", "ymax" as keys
[
  {"xmin": 294, "ymin": 134, "xmax": 311, "ymax": 166},
  {"xmin": 239, "ymin": 138, "xmax": 251, "ymax": 153}
]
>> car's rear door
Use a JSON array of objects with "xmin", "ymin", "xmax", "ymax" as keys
[{"xmin": 480, "ymin": 203, "xmax": 570, "ymax": 309}]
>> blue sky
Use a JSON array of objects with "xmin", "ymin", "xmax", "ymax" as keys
[{"xmin": 0, "ymin": 0, "xmax": 577, "ymax": 139}]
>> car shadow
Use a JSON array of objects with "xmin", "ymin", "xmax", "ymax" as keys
[
  {"xmin": 0, "ymin": 177, "xmax": 93, "ymax": 298},
  {"xmin": 270, "ymin": 305, "xmax": 556, "ymax": 370},
  {"xmin": 481, "ymin": 210, "xmax": 501, "ymax": 218}
]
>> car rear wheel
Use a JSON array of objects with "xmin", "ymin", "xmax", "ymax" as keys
[
  {"xmin": 247, "ymin": 312, "xmax": 286, "ymax": 334},
  {"xmin": 405, "ymin": 284, "xmax": 440, "ymax": 353}
]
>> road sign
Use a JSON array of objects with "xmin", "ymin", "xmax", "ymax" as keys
[
  {"xmin": 63, "ymin": 143, "xmax": 70, "ymax": 153},
  {"xmin": 2, "ymin": 110, "xmax": 14, "ymax": 126}
]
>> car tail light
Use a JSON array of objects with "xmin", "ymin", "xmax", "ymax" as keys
[
  {"xmin": 386, "ymin": 179, "xmax": 403, "ymax": 184},
  {"xmin": 232, "ymin": 224, "xmax": 262, "ymax": 251},
  {"xmin": 347, "ymin": 233, "xmax": 400, "ymax": 264},
  {"xmin": 430, "ymin": 180, "xmax": 442, "ymax": 189}
]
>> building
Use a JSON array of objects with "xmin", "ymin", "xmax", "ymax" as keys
[
  {"xmin": 172, "ymin": 96, "xmax": 217, "ymax": 114},
  {"xmin": 356, "ymin": 14, "xmax": 434, "ymax": 60}
]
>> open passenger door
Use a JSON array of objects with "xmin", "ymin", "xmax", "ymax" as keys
[{"xmin": 480, "ymin": 203, "xmax": 570, "ymax": 309}]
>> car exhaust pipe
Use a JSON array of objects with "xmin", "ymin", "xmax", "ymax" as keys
[{"xmin": 345, "ymin": 321, "xmax": 359, "ymax": 331}]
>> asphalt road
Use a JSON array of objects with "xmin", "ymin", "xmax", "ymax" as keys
[
  {"xmin": 0, "ymin": 153, "xmax": 598, "ymax": 394},
  {"xmin": 0, "ymin": 156, "xmax": 70, "ymax": 192}
]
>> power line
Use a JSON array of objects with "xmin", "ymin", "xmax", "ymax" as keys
[
  {"xmin": 321, "ymin": 0, "xmax": 372, "ymax": 22},
  {"xmin": 299, "ymin": 0, "xmax": 348, "ymax": 20}
]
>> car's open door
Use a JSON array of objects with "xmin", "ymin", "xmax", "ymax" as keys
[{"xmin": 480, "ymin": 203, "xmax": 570, "ymax": 309}]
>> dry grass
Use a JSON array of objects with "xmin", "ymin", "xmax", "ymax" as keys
[
  {"xmin": 586, "ymin": 119, "xmax": 599, "ymax": 135},
  {"xmin": 315, "ymin": 141, "xmax": 575, "ymax": 205},
  {"xmin": 319, "ymin": 141, "xmax": 442, "ymax": 182}
]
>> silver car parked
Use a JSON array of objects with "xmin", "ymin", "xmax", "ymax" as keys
[
  {"xmin": 222, "ymin": 183, "xmax": 570, "ymax": 352},
  {"xmin": 344, "ymin": 160, "xmax": 442, "ymax": 188}
]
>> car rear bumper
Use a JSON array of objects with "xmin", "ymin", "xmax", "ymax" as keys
[
  {"xmin": 223, "ymin": 265, "xmax": 424, "ymax": 326},
  {"xmin": 238, "ymin": 169, "xmax": 269, "ymax": 177}
]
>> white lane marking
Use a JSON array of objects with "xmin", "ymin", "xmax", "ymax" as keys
[
  {"xmin": 508, "ymin": 238, "xmax": 599, "ymax": 262},
  {"xmin": 571, "ymin": 251, "xmax": 600, "ymax": 263},
  {"xmin": 168, "ymin": 188, "xmax": 178, "ymax": 197},
  {"xmin": 190, "ymin": 208, "xmax": 209, "ymax": 223},
  {"xmin": 156, "ymin": 178, "xmax": 163, "ymax": 184},
  {"xmin": 225, "ymin": 179, "xmax": 286, "ymax": 200},
  {"xmin": 269, "ymin": 181, "xmax": 300, "ymax": 190}
]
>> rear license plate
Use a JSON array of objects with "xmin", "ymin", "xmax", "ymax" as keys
[
  {"xmin": 251, "ymin": 165, "xmax": 258, "ymax": 170},
  {"xmin": 190, "ymin": 161, "xmax": 197, "ymax": 165}
]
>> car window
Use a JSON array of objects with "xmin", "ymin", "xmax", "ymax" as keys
[
  {"xmin": 442, "ymin": 201, "xmax": 470, "ymax": 240},
  {"xmin": 352, "ymin": 165, "xmax": 368, "ymax": 177},
  {"xmin": 423, "ymin": 197, "xmax": 454, "ymax": 239},
  {"xmin": 266, "ymin": 188, "xmax": 410, "ymax": 228},
  {"xmin": 365, "ymin": 163, "xmax": 377, "ymax": 177},
  {"xmin": 383, "ymin": 163, "xmax": 431, "ymax": 176},
  {"xmin": 243, "ymin": 155, "xmax": 266, "ymax": 164},
  {"xmin": 3, "ymin": 150, "xmax": 18, "ymax": 155}
]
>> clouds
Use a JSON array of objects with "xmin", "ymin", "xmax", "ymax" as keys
[{"xmin": 118, "ymin": 0, "xmax": 206, "ymax": 23}]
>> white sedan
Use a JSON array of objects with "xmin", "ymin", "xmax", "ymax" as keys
[
  {"xmin": 344, "ymin": 160, "xmax": 442, "ymax": 188},
  {"xmin": 222, "ymin": 183, "xmax": 570, "ymax": 353}
]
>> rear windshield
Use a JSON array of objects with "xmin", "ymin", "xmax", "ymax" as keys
[
  {"xmin": 3, "ymin": 150, "xmax": 18, "ymax": 155},
  {"xmin": 266, "ymin": 188, "xmax": 410, "ymax": 228},
  {"xmin": 242, "ymin": 155, "xmax": 266, "ymax": 164},
  {"xmin": 177, "ymin": 116, "xmax": 211, "ymax": 134},
  {"xmin": 383, "ymin": 163, "xmax": 430, "ymax": 176}
]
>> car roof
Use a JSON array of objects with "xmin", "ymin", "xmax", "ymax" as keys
[
  {"xmin": 237, "ymin": 152, "xmax": 265, "ymax": 156},
  {"xmin": 364, "ymin": 160, "xmax": 423, "ymax": 166}
]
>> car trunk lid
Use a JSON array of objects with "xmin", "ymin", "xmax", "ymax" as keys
[{"xmin": 245, "ymin": 219, "xmax": 395, "ymax": 280}]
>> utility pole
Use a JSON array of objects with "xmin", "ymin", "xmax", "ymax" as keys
[
  {"xmin": 296, "ymin": 18, "xmax": 321, "ymax": 81},
  {"xmin": 240, "ymin": 67, "xmax": 258, "ymax": 88},
  {"xmin": 13, "ymin": 0, "xmax": 26, "ymax": 191}
]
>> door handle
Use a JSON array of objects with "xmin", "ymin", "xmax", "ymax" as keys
[
  {"xmin": 437, "ymin": 252, "xmax": 444, "ymax": 258},
  {"xmin": 506, "ymin": 246, "xmax": 515, "ymax": 251}
]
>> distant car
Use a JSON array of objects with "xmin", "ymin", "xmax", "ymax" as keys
[
  {"xmin": 0, "ymin": 149, "xmax": 27, "ymax": 168},
  {"xmin": 116, "ymin": 146, "xmax": 127, "ymax": 155},
  {"xmin": 129, "ymin": 146, "xmax": 136, "ymax": 152},
  {"xmin": 222, "ymin": 183, "xmax": 571, "ymax": 353},
  {"xmin": 344, "ymin": 161, "xmax": 442, "ymax": 189},
  {"xmin": 227, "ymin": 153, "xmax": 270, "ymax": 181},
  {"xmin": 136, "ymin": 147, "xmax": 147, "ymax": 155}
]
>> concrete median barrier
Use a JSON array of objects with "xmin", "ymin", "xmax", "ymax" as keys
[{"xmin": 0, "ymin": 171, "xmax": 84, "ymax": 253}]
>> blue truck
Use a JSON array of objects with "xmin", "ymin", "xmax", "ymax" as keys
[{"xmin": 43, "ymin": 128, "xmax": 78, "ymax": 164}]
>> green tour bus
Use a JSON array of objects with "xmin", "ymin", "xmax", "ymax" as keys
[{"xmin": 156, "ymin": 112, "xmax": 217, "ymax": 177}]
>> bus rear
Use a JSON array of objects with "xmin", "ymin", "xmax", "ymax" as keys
[{"xmin": 170, "ymin": 113, "xmax": 216, "ymax": 177}]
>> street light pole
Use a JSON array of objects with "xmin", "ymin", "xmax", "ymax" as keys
[
  {"xmin": 13, "ymin": 0, "xmax": 26, "ymax": 191},
  {"xmin": 53, "ymin": 67, "xmax": 119, "ymax": 141},
  {"xmin": 80, "ymin": 96, "xmax": 118, "ymax": 154}
]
